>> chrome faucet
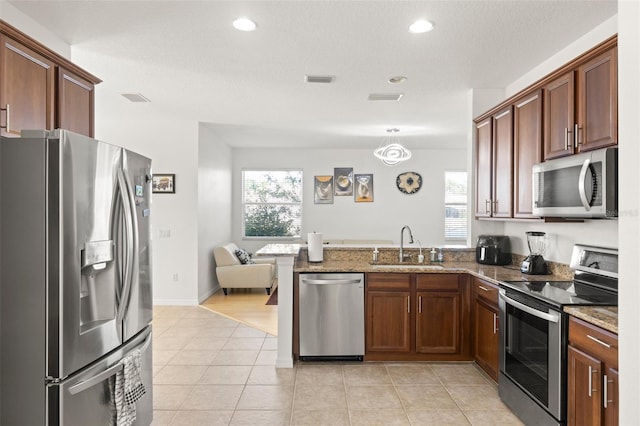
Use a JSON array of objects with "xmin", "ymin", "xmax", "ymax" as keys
[{"xmin": 399, "ymin": 225, "xmax": 414, "ymax": 262}]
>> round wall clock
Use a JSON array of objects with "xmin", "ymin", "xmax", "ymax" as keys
[{"xmin": 396, "ymin": 171, "xmax": 422, "ymax": 194}]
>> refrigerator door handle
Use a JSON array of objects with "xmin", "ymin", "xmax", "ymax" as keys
[
  {"xmin": 116, "ymin": 170, "xmax": 135, "ymax": 328},
  {"xmin": 68, "ymin": 363, "xmax": 123, "ymax": 395},
  {"xmin": 121, "ymin": 169, "xmax": 140, "ymax": 320}
]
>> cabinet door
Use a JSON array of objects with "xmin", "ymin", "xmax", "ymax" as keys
[
  {"xmin": 366, "ymin": 290, "xmax": 411, "ymax": 353},
  {"xmin": 513, "ymin": 90, "xmax": 542, "ymax": 218},
  {"xmin": 543, "ymin": 71, "xmax": 575, "ymax": 160},
  {"xmin": 474, "ymin": 298, "xmax": 499, "ymax": 381},
  {"xmin": 492, "ymin": 107, "xmax": 513, "ymax": 218},
  {"xmin": 567, "ymin": 345, "xmax": 602, "ymax": 426},
  {"xmin": 416, "ymin": 290, "xmax": 461, "ymax": 354},
  {"xmin": 57, "ymin": 67, "xmax": 95, "ymax": 137},
  {"xmin": 577, "ymin": 47, "xmax": 617, "ymax": 152},
  {"xmin": 475, "ymin": 119, "xmax": 492, "ymax": 217},
  {"xmin": 603, "ymin": 367, "xmax": 618, "ymax": 426},
  {"xmin": 0, "ymin": 34, "xmax": 55, "ymax": 137}
]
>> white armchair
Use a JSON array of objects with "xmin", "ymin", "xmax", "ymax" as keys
[{"xmin": 213, "ymin": 243, "xmax": 276, "ymax": 295}]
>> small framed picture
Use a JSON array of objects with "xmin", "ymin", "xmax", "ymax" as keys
[
  {"xmin": 354, "ymin": 174, "xmax": 373, "ymax": 202},
  {"xmin": 334, "ymin": 167, "xmax": 353, "ymax": 196},
  {"xmin": 314, "ymin": 175, "xmax": 334, "ymax": 204},
  {"xmin": 152, "ymin": 174, "xmax": 175, "ymax": 193}
]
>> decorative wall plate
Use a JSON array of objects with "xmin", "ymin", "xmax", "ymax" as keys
[{"xmin": 396, "ymin": 171, "xmax": 422, "ymax": 194}]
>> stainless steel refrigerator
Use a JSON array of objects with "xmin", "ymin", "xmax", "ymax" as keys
[{"xmin": 0, "ymin": 129, "xmax": 153, "ymax": 425}]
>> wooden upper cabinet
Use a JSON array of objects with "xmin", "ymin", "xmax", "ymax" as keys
[
  {"xmin": 0, "ymin": 20, "xmax": 100, "ymax": 138},
  {"xmin": 492, "ymin": 107, "xmax": 513, "ymax": 218},
  {"xmin": 57, "ymin": 67, "xmax": 95, "ymax": 137},
  {"xmin": 577, "ymin": 47, "xmax": 617, "ymax": 152},
  {"xmin": 543, "ymin": 71, "xmax": 575, "ymax": 160},
  {"xmin": 474, "ymin": 107, "xmax": 513, "ymax": 219},
  {"xmin": 0, "ymin": 34, "xmax": 55, "ymax": 137},
  {"xmin": 543, "ymin": 43, "xmax": 617, "ymax": 161},
  {"xmin": 513, "ymin": 90, "xmax": 542, "ymax": 218},
  {"xmin": 475, "ymin": 119, "xmax": 492, "ymax": 218}
]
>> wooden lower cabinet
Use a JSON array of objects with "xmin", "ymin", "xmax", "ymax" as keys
[
  {"xmin": 472, "ymin": 278, "xmax": 500, "ymax": 381},
  {"xmin": 567, "ymin": 316, "xmax": 618, "ymax": 426},
  {"xmin": 366, "ymin": 289, "xmax": 411, "ymax": 353},
  {"xmin": 365, "ymin": 273, "xmax": 470, "ymax": 361}
]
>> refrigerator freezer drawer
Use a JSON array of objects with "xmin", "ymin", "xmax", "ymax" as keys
[{"xmin": 49, "ymin": 328, "xmax": 153, "ymax": 426}]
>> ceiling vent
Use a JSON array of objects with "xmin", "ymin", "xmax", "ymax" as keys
[
  {"xmin": 121, "ymin": 93, "xmax": 150, "ymax": 103},
  {"xmin": 305, "ymin": 75, "xmax": 335, "ymax": 84},
  {"xmin": 368, "ymin": 93, "xmax": 404, "ymax": 101}
]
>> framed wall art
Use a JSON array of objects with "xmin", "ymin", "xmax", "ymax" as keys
[
  {"xmin": 152, "ymin": 174, "xmax": 176, "ymax": 193},
  {"xmin": 334, "ymin": 167, "xmax": 353, "ymax": 196},
  {"xmin": 354, "ymin": 174, "xmax": 373, "ymax": 202},
  {"xmin": 396, "ymin": 171, "xmax": 422, "ymax": 194},
  {"xmin": 314, "ymin": 175, "xmax": 334, "ymax": 204}
]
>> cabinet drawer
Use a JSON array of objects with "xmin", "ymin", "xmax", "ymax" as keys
[
  {"xmin": 474, "ymin": 279, "xmax": 499, "ymax": 305},
  {"xmin": 569, "ymin": 316, "xmax": 618, "ymax": 368},
  {"xmin": 367, "ymin": 273, "xmax": 411, "ymax": 290},
  {"xmin": 416, "ymin": 274, "xmax": 459, "ymax": 291}
]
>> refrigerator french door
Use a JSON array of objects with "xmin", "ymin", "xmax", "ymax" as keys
[{"xmin": 0, "ymin": 129, "xmax": 153, "ymax": 425}]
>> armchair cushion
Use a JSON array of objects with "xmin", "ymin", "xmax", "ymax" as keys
[{"xmin": 234, "ymin": 248, "xmax": 255, "ymax": 264}]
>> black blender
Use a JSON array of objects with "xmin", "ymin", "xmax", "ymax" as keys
[{"xmin": 520, "ymin": 231, "xmax": 548, "ymax": 274}]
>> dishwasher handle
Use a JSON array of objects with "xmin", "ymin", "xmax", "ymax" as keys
[{"xmin": 300, "ymin": 278, "xmax": 361, "ymax": 285}]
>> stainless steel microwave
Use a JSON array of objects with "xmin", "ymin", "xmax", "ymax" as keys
[{"xmin": 532, "ymin": 147, "xmax": 617, "ymax": 218}]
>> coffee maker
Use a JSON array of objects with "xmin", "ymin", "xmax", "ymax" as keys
[{"xmin": 520, "ymin": 231, "xmax": 548, "ymax": 274}]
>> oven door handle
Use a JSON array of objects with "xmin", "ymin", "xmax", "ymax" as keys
[{"xmin": 499, "ymin": 291, "xmax": 560, "ymax": 323}]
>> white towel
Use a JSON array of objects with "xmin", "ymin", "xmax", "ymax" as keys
[{"xmin": 111, "ymin": 349, "xmax": 146, "ymax": 426}]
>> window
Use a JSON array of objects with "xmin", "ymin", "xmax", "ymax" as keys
[
  {"xmin": 242, "ymin": 170, "xmax": 303, "ymax": 238},
  {"xmin": 444, "ymin": 171, "xmax": 468, "ymax": 241}
]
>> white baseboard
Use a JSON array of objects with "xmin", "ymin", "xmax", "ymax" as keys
[
  {"xmin": 153, "ymin": 298, "xmax": 200, "ymax": 306},
  {"xmin": 198, "ymin": 286, "xmax": 218, "ymax": 304}
]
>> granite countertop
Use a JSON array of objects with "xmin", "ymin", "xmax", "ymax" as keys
[
  {"xmin": 564, "ymin": 306, "xmax": 618, "ymax": 334},
  {"xmin": 294, "ymin": 257, "xmax": 618, "ymax": 332},
  {"xmin": 294, "ymin": 259, "xmax": 559, "ymax": 285}
]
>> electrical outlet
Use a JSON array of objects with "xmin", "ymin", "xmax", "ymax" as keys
[
  {"xmin": 172, "ymin": 273, "xmax": 179, "ymax": 282},
  {"xmin": 159, "ymin": 229, "xmax": 171, "ymax": 238}
]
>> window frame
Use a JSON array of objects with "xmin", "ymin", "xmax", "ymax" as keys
[
  {"xmin": 444, "ymin": 170, "xmax": 468, "ymax": 242},
  {"xmin": 241, "ymin": 169, "xmax": 304, "ymax": 240}
]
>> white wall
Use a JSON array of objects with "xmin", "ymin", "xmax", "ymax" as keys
[
  {"xmin": 197, "ymin": 125, "xmax": 233, "ymax": 301},
  {"xmin": 617, "ymin": 1, "xmax": 640, "ymax": 422},
  {"xmin": 0, "ymin": 1, "xmax": 70, "ymax": 57},
  {"xmin": 232, "ymin": 147, "xmax": 466, "ymax": 254},
  {"xmin": 91, "ymin": 91, "xmax": 200, "ymax": 305}
]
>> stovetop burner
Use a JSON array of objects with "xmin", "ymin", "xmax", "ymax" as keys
[{"xmin": 502, "ymin": 280, "xmax": 617, "ymax": 307}]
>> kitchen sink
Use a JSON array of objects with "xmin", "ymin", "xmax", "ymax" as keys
[{"xmin": 371, "ymin": 264, "xmax": 444, "ymax": 270}]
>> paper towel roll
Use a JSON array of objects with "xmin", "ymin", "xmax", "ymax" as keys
[{"xmin": 308, "ymin": 232, "xmax": 323, "ymax": 263}]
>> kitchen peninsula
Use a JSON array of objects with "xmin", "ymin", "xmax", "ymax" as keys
[{"xmin": 280, "ymin": 245, "xmax": 615, "ymax": 381}]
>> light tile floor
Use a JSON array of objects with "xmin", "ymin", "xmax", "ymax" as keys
[{"xmin": 152, "ymin": 305, "xmax": 523, "ymax": 425}]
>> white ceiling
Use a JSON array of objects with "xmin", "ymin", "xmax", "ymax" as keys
[{"xmin": 7, "ymin": 1, "xmax": 617, "ymax": 149}]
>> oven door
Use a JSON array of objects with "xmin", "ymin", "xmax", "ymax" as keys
[{"xmin": 498, "ymin": 289, "xmax": 565, "ymax": 422}]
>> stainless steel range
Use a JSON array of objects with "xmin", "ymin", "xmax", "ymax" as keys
[{"xmin": 498, "ymin": 244, "xmax": 617, "ymax": 426}]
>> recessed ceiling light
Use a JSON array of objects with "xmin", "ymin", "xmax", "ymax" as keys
[
  {"xmin": 388, "ymin": 76, "xmax": 407, "ymax": 84},
  {"xmin": 233, "ymin": 17, "xmax": 257, "ymax": 32},
  {"xmin": 408, "ymin": 19, "xmax": 434, "ymax": 34}
]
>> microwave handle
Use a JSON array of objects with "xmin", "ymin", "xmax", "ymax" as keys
[{"xmin": 578, "ymin": 158, "xmax": 592, "ymax": 211}]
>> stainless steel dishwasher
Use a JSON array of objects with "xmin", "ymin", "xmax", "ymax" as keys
[{"xmin": 298, "ymin": 273, "xmax": 365, "ymax": 361}]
